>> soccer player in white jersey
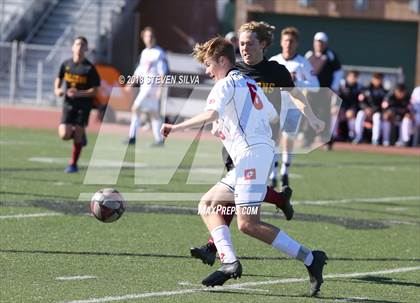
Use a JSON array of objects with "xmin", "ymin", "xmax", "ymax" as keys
[
  {"xmin": 161, "ymin": 37, "xmax": 328, "ymax": 297},
  {"xmin": 125, "ymin": 26, "xmax": 169, "ymax": 146},
  {"xmin": 270, "ymin": 27, "xmax": 319, "ymax": 186}
]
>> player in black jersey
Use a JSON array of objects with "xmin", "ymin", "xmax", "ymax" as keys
[
  {"xmin": 224, "ymin": 22, "xmax": 324, "ymax": 184},
  {"xmin": 54, "ymin": 36, "xmax": 100, "ymax": 173},
  {"xmin": 190, "ymin": 22, "xmax": 327, "ymax": 297}
]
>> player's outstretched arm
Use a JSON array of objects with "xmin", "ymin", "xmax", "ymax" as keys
[
  {"xmin": 289, "ymin": 88, "xmax": 325, "ymax": 133},
  {"xmin": 161, "ymin": 110, "xmax": 219, "ymax": 138}
]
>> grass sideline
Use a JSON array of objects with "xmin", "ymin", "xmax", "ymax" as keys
[{"xmin": 0, "ymin": 126, "xmax": 419, "ymax": 303}]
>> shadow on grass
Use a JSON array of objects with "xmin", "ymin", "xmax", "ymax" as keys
[
  {"xmin": 347, "ymin": 275, "xmax": 420, "ymax": 288},
  {"xmin": 205, "ymin": 289, "xmax": 402, "ymax": 303},
  {"xmin": 1, "ymin": 249, "xmax": 419, "ymax": 263}
]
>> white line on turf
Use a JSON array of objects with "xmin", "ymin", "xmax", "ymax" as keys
[
  {"xmin": 59, "ymin": 266, "xmax": 420, "ymax": 303},
  {"xmin": 0, "ymin": 213, "xmax": 63, "ymax": 219},
  {"xmin": 56, "ymin": 276, "xmax": 96, "ymax": 281},
  {"xmin": 177, "ymin": 282, "xmax": 267, "ymax": 292},
  {"xmin": 334, "ymin": 297, "xmax": 369, "ymax": 302}
]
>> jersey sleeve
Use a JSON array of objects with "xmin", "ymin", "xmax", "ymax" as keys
[
  {"xmin": 88, "ymin": 65, "xmax": 101, "ymax": 88},
  {"xmin": 204, "ymin": 78, "xmax": 234, "ymax": 116}
]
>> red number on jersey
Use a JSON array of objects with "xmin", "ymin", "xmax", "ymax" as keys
[{"xmin": 246, "ymin": 82, "xmax": 263, "ymax": 110}]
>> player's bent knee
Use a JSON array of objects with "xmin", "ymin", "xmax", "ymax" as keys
[
  {"xmin": 58, "ymin": 125, "xmax": 72, "ymax": 140},
  {"xmin": 198, "ymin": 198, "xmax": 212, "ymax": 210}
]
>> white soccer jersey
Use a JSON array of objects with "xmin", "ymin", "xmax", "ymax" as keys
[
  {"xmin": 133, "ymin": 45, "xmax": 168, "ymax": 108},
  {"xmin": 205, "ymin": 69, "xmax": 277, "ymax": 162},
  {"xmin": 269, "ymin": 53, "xmax": 319, "ymax": 88},
  {"xmin": 269, "ymin": 54, "xmax": 319, "ymax": 136},
  {"xmin": 134, "ymin": 45, "xmax": 168, "ymax": 78}
]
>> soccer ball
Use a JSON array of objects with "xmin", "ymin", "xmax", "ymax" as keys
[{"xmin": 90, "ymin": 188, "xmax": 125, "ymax": 223}]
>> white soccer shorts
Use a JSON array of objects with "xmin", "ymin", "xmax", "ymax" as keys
[
  {"xmin": 132, "ymin": 86, "xmax": 160, "ymax": 113},
  {"xmin": 219, "ymin": 144, "xmax": 273, "ymax": 207}
]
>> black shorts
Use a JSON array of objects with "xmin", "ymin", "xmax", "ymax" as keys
[
  {"xmin": 222, "ymin": 147, "xmax": 235, "ymax": 171},
  {"xmin": 61, "ymin": 102, "xmax": 92, "ymax": 127}
]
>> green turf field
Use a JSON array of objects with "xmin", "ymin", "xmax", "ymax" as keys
[{"xmin": 1, "ymin": 126, "xmax": 419, "ymax": 303}]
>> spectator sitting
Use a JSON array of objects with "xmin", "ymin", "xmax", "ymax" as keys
[
  {"xmin": 353, "ymin": 72, "xmax": 387, "ymax": 145},
  {"xmin": 337, "ymin": 70, "xmax": 362, "ymax": 141},
  {"xmin": 382, "ymin": 84, "xmax": 412, "ymax": 147}
]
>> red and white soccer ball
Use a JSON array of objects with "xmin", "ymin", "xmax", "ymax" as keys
[{"xmin": 90, "ymin": 188, "xmax": 125, "ymax": 223}]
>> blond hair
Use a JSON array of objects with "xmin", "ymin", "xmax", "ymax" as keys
[
  {"xmin": 238, "ymin": 21, "xmax": 276, "ymax": 48},
  {"xmin": 281, "ymin": 27, "xmax": 300, "ymax": 40},
  {"xmin": 192, "ymin": 36, "xmax": 235, "ymax": 65}
]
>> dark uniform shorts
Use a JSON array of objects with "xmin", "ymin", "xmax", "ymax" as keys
[{"xmin": 61, "ymin": 102, "xmax": 92, "ymax": 127}]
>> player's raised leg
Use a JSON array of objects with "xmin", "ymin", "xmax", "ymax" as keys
[
  {"xmin": 58, "ymin": 123, "xmax": 74, "ymax": 141},
  {"xmin": 236, "ymin": 205, "xmax": 327, "ymax": 296},
  {"xmin": 190, "ymin": 183, "xmax": 294, "ymax": 266},
  {"xmin": 237, "ymin": 145, "xmax": 326, "ymax": 296}
]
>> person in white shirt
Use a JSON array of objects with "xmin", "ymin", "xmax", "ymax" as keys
[
  {"xmin": 270, "ymin": 27, "xmax": 319, "ymax": 187},
  {"xmin": 161, "ymin": 36, "xmax": 327, "ymax": 296},
  {"xmin": 125, "ymin": 26, "xmax": 169, "ymax": 146},
  {"xmin": 410, "ymin": 86, "xmax": 420, "ymax": 146},
  {"xmin": 305, "ymin": 32, "xmax": 343, "ymax": 150}
]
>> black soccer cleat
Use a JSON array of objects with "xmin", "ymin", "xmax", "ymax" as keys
[
  {"xmin": 190, "ymin": 243, "xmax": 217, "ymax": 266},
  {"xmin": 202, "ymin": 260, "xmax": 242, "ymax": 287},
  {"xmin": 281, "ymin": 174, "xmax": 289, "ymax": 186},
  {"xmin": 277, "ymin": 185, "xmax": 294, "ymax": 221},
  {"xmin": 305, "ymin": 250, "xmax": 328, "ymax": 297}
]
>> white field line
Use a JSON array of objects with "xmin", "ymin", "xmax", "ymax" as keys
[
  {"xmin": 59, "ymin": 266, "xmax": 420, "ymax": 303},
  {"xmin": 0, "ymin": 213, "xmax": 63, "ymax": 219},
  {"xmin": 56, "ymin": 276, "xmax": 96, "ymax": 281},
  {"xmin": 176, "ymin": 282, "xmax": 267, "ymax": 292}
]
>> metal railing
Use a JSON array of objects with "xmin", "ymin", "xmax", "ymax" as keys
[
  {"xmin": 342, "ymin": 64, "xmax": 404, "ymax": 90},
  {"xmin": 45, "ymin": 0, "xmax": 92, "ymax": 63},
  {"xmin": 0, "ymin": 0, "xmax": 29, "ymax": 41},
  {"xmin": 0, "ymin": 41, "xmax": 73, "ymax": 105},
  {"xmin": 24, "ymin": 0, "xmax": 59, "ymax": 43}
]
